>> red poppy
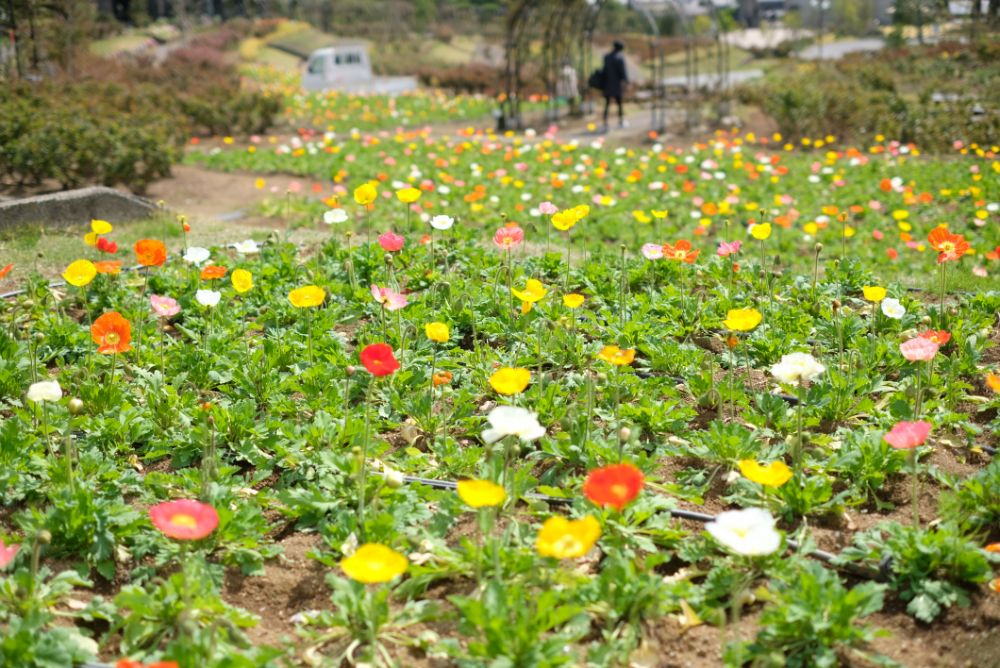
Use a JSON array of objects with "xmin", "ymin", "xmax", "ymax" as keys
[
  {"xmin": 200, "ymin": 265, "xmax": 227, "ymax": 280},
  {"xmin": 116, "ymin": 660, "xmax": 179, "ymax": 668},
  {"xmin": 927, "ymin": 227, "xmax": 969, "ymax": 264},
  {"xmin": 91, "ymin": 311, "xmax": 132, "ymax": 354},
  {"xmin": 149, "ymin": 499, "xmax": 219, "ymax": 541},
  {"xmin": 135, "ymin": 239, "xmax": 167, "ymax": 267},
  {"xmin": 96, "ymin": 237, "xmax": 119, "ymax": 254},
  {"xmin": 0, "ymin": 263, "xmax": 12, "ymax": 279},
  {"xmin": 360, "ymin": 343, "xmax": 400, "ymax": 376},
  {"xmin": 583, "ymin": 463, "xmax": 644, "ymax": 511},
  {"xmin": 918, "ymin": 329, "xmax": 951, "ymax": 346},
  {"xmin": 662, "ymin": 240, "xmax": 700, "ymax": 264}
]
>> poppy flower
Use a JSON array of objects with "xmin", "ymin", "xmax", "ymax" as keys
[
  {"xmin": 641, "ymin": 243, "xmax": 664, "ymax": 260},
  {"xmin": 288, "ymin": 285, "xmax": 326, "ymax": 308},
  {"xmin": 750, "ymin": 223, "xmax": 772, "ymax": 240},
  {"xmin": 91, "ymin": 311, "xmax": 132, "ymax": 354},
  {"xmin": 196, "ymin": 289, "xmax": 221, "ymax": 307},
  {"xmin": 150, "ymin": 295, "xmax": 180, "ymax": 318},
  {"xmin": 489, "ymin": 367, "xmax": 531, "ymax": 395},
  {"xmin": 149, "ymin": 499, "xmax": 219, "ymax": 540},
  {"xmin": 0, "ymin": 263, "xmax": 12, "ymax": 279},
  {"xmin": 512, "ymin": 279, "xmax": 547, "ymax": 306},
  {"xmin": 662, "ymin": 239, "xmax": 700, "ymax": 263},
  {"xmin": 706, "ymin": 508, "xmax": 781, "ymax": 556},
  {"xmin": 95, "ymin": 261, "xmax": 122, "ymax": 275},
  {"xmin": 63, "ymin": 259, "xmax": 97, "ymax": 287},
  {"xmin": 583, "ymin": 463, "xmax": 644, "ymax": 510},
  {"xmin": 424, "ymin": 322, "xmax": 449, "ymax": 343},
  {"xmin": 432, "ymin": 370, "xmax": 453, "ymax": 387},
  {"xmin": 371, "ymin": 285, "xmax": 408, "ymax": 311},
  {"xmin": 771, "ymin": 352, "xmax": 825, "ymax": 385},
  {"xmin": 536, "ymin": 515, "xmax": 600, "ymax": 559},
  {"xmin": 597, "ymin": 345, "xmax": 635, "ymax": 366},
  {"xmin": 183, "ymin": 247, "xmax": 210, "ymax": 265},
  {"xmin": 900, "ymin": 337, "xmax": 939, "ymax": 362},
  {"xmin": 134, "ymin": 239, "xmax": 167, "ymax": 267},
  {"xmin": 341, "ymin": 543, "xmax": 408, "ymax": 584},
  {"xmin": 738, "ymin": 460, "xmax": 793, "ymax": 487},
  {"xmin": 987, "ymin": 373, "xmax": 1000, "ymax": 393},
  {"xmin": 26, "ymin": 380, "xmax": 62, "ymax": 403},
  {"xmin": 723, "ymin": 308, "xmax": 762, "ymax": 332},
  {"xmin": 354, "ymin": 182, "xmax": 378, "ymax": 205},
  {"xmin": 0, "ymin": 538, "xmax": 19, "ymax": 570},
  {"xmin": 862, "ymin": 286, "xmax": 887, "ymax": 302},
  {"xmin": 96, "ymin": 237, "xmax": 118, "ymax": 254},
  {"xmin": 918, "ymin": 330, "xmax": 950, "ymax": 345},
  {"xmin": 91, "ymin": 219, "xmax": 113, "ymax": 235},
  {"xmin": 493, "ymin": 225, "xmax": 524, "ymax": 250},
  {"xmin": 430, "ymin": 215, "xmax": 454, "ymax": 230},
  {"xmin": 551, "ymin": 204, "xmax": 589, "ymax": 231},
  {"xmin": 360, "ymin": 343, "xmax": 400, "ymax": 376},
  {"xmin": 233, "ymin": 239, "xmax": 259, "ymax": 255},
  {"xmin": 199, "ymin": 265, "xmax": 227, "ymax": 280},
  {"xmin": 396, "ymin": 187, "xmax": 421, "ymax": 204},
  {"xmin": 927, "ymin": 226, "xmax": 970, "ymax": 263},
  {"xmin": 378, "ymin": 231, "xmax": 405, "ymax": 252},
  {"xmin": 231, "ymin": 269, "xmax": 253, "ymax": 293},
  {"xmin": 884, "ymin": 421, "xmax": 932, "ymax": 450},
  {"xmin": 116, "ymin": 660, "xmax": 179, "ymax": 668},
  {"xmin": 457, "ymin": 479, "xmax": 506, "ymax": 508},
  {"xmin": 717, "ymin": 240, "xmax": 741, "ymax": 257},
  {"xmin": 563, "ymin": 293, "xmax": 585, "ymax": 309}
]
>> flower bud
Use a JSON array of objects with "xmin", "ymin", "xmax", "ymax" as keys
[
  {"xmin": 384, "ymin": 253, "xmax": 394, "ymax": 265},
  {"xmin": 619, "ymin": 426, "xmax": 632, "ymax": 442},
  {"xmin": 814, "ymin": 243, "xmax": 823, "ymax": 253},
  {"xmin": 346, "ymin": 365, "xmax": 357, "ymax": 376},
  {"xmin": 385, "ymin": 469, "xmax": 405, "ymax": 489},
  {"xmin": 68, "ymin": 398, "xmax": 84, "ymax": 415},
  {"xmin": 37, "ymin": 530, "xmax": 52, "ymax": 545}
]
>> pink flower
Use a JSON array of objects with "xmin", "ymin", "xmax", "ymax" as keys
[
  {"xmin": 641, "ymin": 243, "xmax": 664, "ymax": 260},
  {"xmin": 717, "ymin": 240, "xmax": 741, "ymax": 257},
  {"xmin": 872, "ymin": 230, "xmax": 884, "ymax": 240},
  {"xmin": 539, "ymin": 201, "xmax": 558, "ymax": 215},
  {"xmin": 900, "ymin": 337, "xmax": 939, "ymax": 362},
  {"xmin": 493, "ymin": 225, "xmax": 524, "ymax": 250},
  {"xmin": 884, "ymin": 421, "xmax": 932, "ymax": 450},
  {"xmin": 0, "ymin": 538, "xmax": 19, "ymax": 569},
  {"xmin": 149, "ymin": 499, "xmax": 219, "ymax": 541},
  {"xmin": 370, "ymin": 284, "xmax": 408, "ymax": 311},
  {"xmin": 378, "ymin": 231, "xmax": 405, "ymax": 252},
  {"xmin": 150, "ymin": 295, "xmax": 181, "ymax": 318}
]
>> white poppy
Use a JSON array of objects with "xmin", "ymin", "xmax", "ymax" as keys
[
  {"xmin": 27, "ymin": 380, "xmax": 62, "ymax": 403},
  {"xmin": 233, "ymin": 239, "xmax": 259, "ymax": 254},
  {"xmin": 323, "ymin": 208, "xmax": 348, "ymax": 225},
  {"xmin": 481, "ymin": 406, "xmax": 546, "ymax": 444},
  {"xmin": 706, "ymin": 508, "xmax": 781, "ymax": 556},
  {"xmin": 881, "ymin": 297, "xmax": 906, "ymax": 320},
  {"xmin": 195, "ymin": 289, "xmax": 221, "ymax": 307},
  {"xmin": 430, "ymin": 215, "xmax": 454, "ymax": 231},
  {"xmin": 183, "ymin": 247, "xmax": 211, "ymax": 265},
  {"xmin": 770, "ymin": 352, "xmax": 825, "ymax": 385}
]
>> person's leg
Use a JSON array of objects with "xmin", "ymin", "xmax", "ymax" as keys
[
  {"xmin": 603, "ymin": 96, "xmax": 610, "ymax": 127},
  {"xmin": 616, "ymin": 96, "xmax": 624, "ymax": 125}
]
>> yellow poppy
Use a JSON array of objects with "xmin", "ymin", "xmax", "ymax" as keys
[
  {"xmin": 862, "ymin": 286, "xmax": 886, "ymax": 302},
  {"xmin": 723, "ymin": 308, "xmax": 762, "ymax": 332},
  {"xmin": 563, "ymin": 293, "xmax": 585, "ymax": 309},
  {"xmin": 396, "ymin": 187, "xmax": 421, "ymax": 203},
  {"xmin": 457, "ymin": 479, "xmax": 506, "ymax": 508},
  {"xmin": 231, "ymin": 269, "xmax": 253, "ymax": 294},
  {"xmin": 986, "ymin": 373, "xmax": 1000, "ymax": 393},
  {"xmin": 425, "ymin": 321, "xmax": 450, "ymax": 343},
  {"xmin": 512, "ymin": 279, "xmax": 547, "ymax": 304},
  {"xmin": 651, "ymin": 210, "xmax": 668, "ymax": 219},
  {"xmin": 597, "ymin": 345, "xmax": 635, "ymax": 366},
  {"xmin": 353, "ymin": 182, "xmax": 378, "ymax": 206},
  {"xmin": 536, "ymin": 515, "xmax": 600, "ymax": 559},
  {"xmin": 288, "ymin": 285, "xmax": 326, "ymax": 308},
  {"xmin": 489, "ymin": 367, "xmax": 531, "ymax": 395},
  {"xmin": 63, "ymin": 259, "xmax": 97, "ymax": 287},
  {"xmin": 91, "ymin": 219, "xmax": 113, "ymax": 235},
  {"xmin": 340, "ymin": 543, "xmax": 408, "ymax": 584},
  {"xmin": 84, "ymin": 232, "xmax": 99, "ymax": 247},
  {"xmin": 738, "ymin": 460, "xmax": 793, "ymax": 487},
  {"xmin": 750, "ymin": 223, "xmax": 772, "ymax": 240}
]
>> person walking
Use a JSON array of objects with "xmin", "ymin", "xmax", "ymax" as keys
[{"xmin": 602, "ymin": 41, "xmax": 628, "ymax": 131}]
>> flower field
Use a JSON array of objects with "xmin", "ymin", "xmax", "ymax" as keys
[{"xmin": 2, "ymin": 126, "xmax": 1000, "ymax": 668}]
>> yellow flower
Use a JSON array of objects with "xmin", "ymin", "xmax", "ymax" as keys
[
  {"xmin": 457, "ymin": 479, "xmax": 506, "ymax": 508},
  {"xmin": 84, "ymin": 232, "xmax": 99, "ymax": 247},
  {"xmin": 340, "ymin": 543, "xmax": 408, "ymax": 584},
  {"xmin": 231, "ymin": 269, "xmax": 253, "ymax": 294},
  {"xmin": 536, "ymin": 515, "xmax": 600, "ymax": 559},
  {"xmin": 512, "ymin": 279, "xmax": 547, "ymax": 304},
  {"xmin": 63, "ymin": 259, "xmax": 97, "ymax": 287},
  {"xmin": 985, "ymin": 373, "xmax": 1000, "ymax": 393},
  {"xmin": 562, "ymin": 293, "xmax": 585, "ymax": 309},
  {"xmin": 750, "ymin": 223, "xmax": 772, "ymax": 240},
  {"xmin": 862, "ymin": 286, "xmax": 886, "ymax": 302},
  {"xmin": 632, "ymin": 210, "xmax": 651, "ymax": 224},
  {"xmin": 288, "ymin": 285, "xmax": 326, "ymax": 308},
  {"xmin": 651, "ymin": 210, "xmax": 668, "ymax": 219},
  {"xmin": 723, "ymin": 308, "xmax": 762, "ymax": 332},
  {"xmin": 551, "ymin": 204, "xmax": 589, "ymax": 231},
  {"xmin": 353, "ymin": 182, "xmax": 378, "ymax": 206},
  {"xmin": 91, "ymin": 219, "xmax": 113, "ymax": 235},
  {"xmin": 738, "ymin": 460, "xmax": 793, "ymax": 487},
  {"xmin": 489, "ymin": 367, "xmax": 531, "ymax": 395},
  {"xmin": 597, "ymin": 345, "xmax": 635, "ymax": 366},
  {"xmin": 425, "ymin": 321, "xmax": 450, "ymax": 343},
  {"xmin": 396, "ymin": 187, "xmax": 421, "ymax": 204}
]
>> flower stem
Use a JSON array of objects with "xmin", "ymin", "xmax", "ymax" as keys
[
  {"xmin": 358, "ymin": 380, "xmax": 374, "ymax": 541},
  {"xmin": 911, "ymin": 448, "xmax": 920, "ymax": 527}
]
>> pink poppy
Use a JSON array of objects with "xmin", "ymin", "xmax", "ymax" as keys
[
  {"xmin": 884, "ymin": 421, "xmax": 932, "ymax": 450},
  {"xmin": 370, "ymin": 284, "xmax": 408, "ymax": 311},
  {"xmin": 717, "ymin": 240, "xmax": 741, "ymax": 257},
  {"xmin": 150, "ymin": 295, "xmax": 181, "ymax": 318},
  {"xmin": 539, "ymin": 201, "xmax": 558, "ymax": 215},
  {"xmin": 149, "ymin": 500, "xmax": 219, "ymax": 541},
  {"xmin": 378, "ymin": 231, "xmax": 405, "ymax": 252},
  {"xmin": 900, "ymin": 337, "xmax": 939, "ymax": 362},
  {"xmin": 493, "ymin": 225, "xmax": 524, "ymax": 250},
  {"xmin": 0, "ymin": 538, "xmax": 19, "ymax": 569},
  {"xmin": 641, "ymin": 243, "xmax": 664, "ymax": 260}
]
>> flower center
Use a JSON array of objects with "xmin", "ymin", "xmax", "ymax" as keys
[
  {"xmin": 105, "ymin": 332, "xmax": 120, "ymax": 345},
  {"xmin": 170, "ymin": 513, "xmax": 197, "ymax": 529},
  {"xmin": 610, "ymin": 484, "xmax": 628, "ymax": 500}
]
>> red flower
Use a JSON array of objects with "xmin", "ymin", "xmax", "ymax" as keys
[
  {"xmin": 116, "ymin": 661, "xmax": 179, "ymax": 668},
  {"xmin": 135, "ymin": 239, "xmax": 167, "ymax": 267},
  {"xmin": 927, "ymin": 227, "xmax": 969, "ymax": 264},
  {"xmin": 662, "ymin": 239, "xmax": 700, "ymax": 264},
  {"xmin": 884, "ymin": 421, "xmax": 932, "ymax": 450},
  {"xmin": 583, "ymin": 463, "xmax": 644, "ymax": 510},
  {"xmin": 149, "ymin": 500, "xmax": 219, "ymax": 541},
  {"xmin": 91, "ymin": 311, "xmax": 132, "ymax": 354},
  {"xmin": 0, "ymin": 263, "xmax": 12, "ymax": 279},
  {"xmin": 918, "ymin": 329, "xmax": 951, "ymax": 346},
  {"xmin": 360, "ymin": 343, "xmax": 400, "ymax": 376},
  {"xmin": 96, "ymin": 237, "xmax": 119, "ymax": 254}
]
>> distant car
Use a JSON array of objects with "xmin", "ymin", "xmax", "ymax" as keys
[{"xmin": 301, "ymin": 43, "xmax": 417, "ymax": 94}]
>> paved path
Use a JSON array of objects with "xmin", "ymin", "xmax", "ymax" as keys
[{"xmin": 797, "ymin": 38, "xmax": 884, "ymax": 60}]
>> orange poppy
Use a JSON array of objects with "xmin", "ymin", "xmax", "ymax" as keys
[
  {"xmin": 662, "ymin": 240, "xmax": 700, "ymax": 264},
  {"xmin": 134, "ymin": 239, "xmax": 167, "ymax": 267},
  {"xmin": 583, "ymin": 463, "xmax": 644, "ymax": 510},
  {"xmin": 432, "ymin": 371, "xmax": 453, "ymax": 387},
  {"xmin": 200, "ymin": 265, "xmax": 227, "ymax": 280},
  {"xmin": 94, "ymin": 261, "xmax": 122, "ymax": 275},
  {"xmin": 91, "ymin": 311, "xmax": 132, "ymax": 354},
  {"xmin": 927, "ymin": 227, "xmax": 970, "ymax": 263},
  {"xmin": 0, "ymin": 263, "xmax": 13, "ymax": 279}
]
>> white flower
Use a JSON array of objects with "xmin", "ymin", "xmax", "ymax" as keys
[
  {"xmin": 481, "ymin": 406, "xmax": 546, "ymax": 444},
  {"xmin": 27, "ymin": 380, "xmax": 62, "ymax": 403},
  {"xmin": 430, "ymin": 215, "xmax": 454, "ymax": 231},
  {"xmin": 706, "ymin": 508, "xmax": 781, "ymax": 556},
  {"xmin": 195, "ymin": 289, "xmax": 221, "ymax": 307},
  {"xmin": 881, "ymin": 297, "xmax": 905, "ymax": 320},
  {"xmin": 183, "ymin": 247, "xmax": 211, "ymax": 265},
  {"xmin": 233, "ymin": 239, "xmax": 259, "ymax": 254},
  {"xmin": 323, "ymin": 208, "xmax": 348, "ymax": 224},
  {"xmin": 770, "ymin": 352, "xmax": 825, "ymax": 385}
]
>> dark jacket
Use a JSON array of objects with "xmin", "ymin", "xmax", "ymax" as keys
[{"xmin": 602, "ymin": 50, "xmax": 627, "ymax": 98}]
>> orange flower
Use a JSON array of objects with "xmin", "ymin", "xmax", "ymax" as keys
[
  {"xmin": 94, "ymin": 260, "xmax": 122, "ymax": 275},
  {"xmin": 583, "ymin": 463, "xmax": 644, "ymax": 510},
  {"xmin": 927, "ymin": 227, "xmax": 970, "ymax": 264},
  {"xmin": 662, "ymin": 239, "xmax": 700, "ymax": 264},
  {"xmin": 432, "ymin": 371, "xmax": 453, "ymax": 387},
  {"xmin": 134, "ymin": 239, "xmax": 167, "ymax": 267},
  {"xmin": 200, "ymin": 265, "xmax": 227, "ymax": 280},
  {"xmin": 91, "ymin": 311, "xmax": 132, "ymax": 354},
  {"xmin": 986, "ymin": 373, "xmax": 1000, "ymax": 393},
  {"xmin": 0, "ymin": 263, "xmax": 12, "ymax": 279}
]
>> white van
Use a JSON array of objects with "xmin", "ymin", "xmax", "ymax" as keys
[{"xmin": 301, "ymin": 43, "xmax": 417, "ymax": 94}]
